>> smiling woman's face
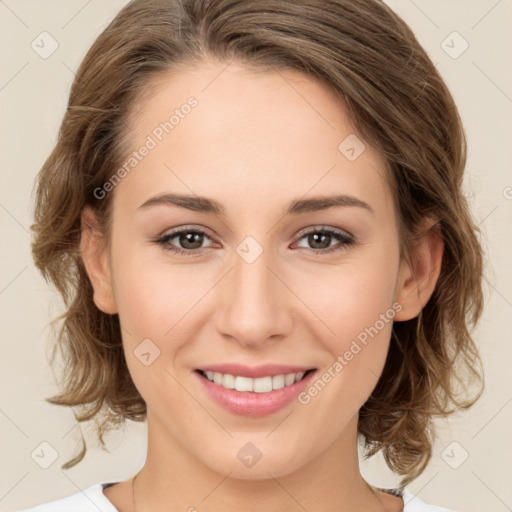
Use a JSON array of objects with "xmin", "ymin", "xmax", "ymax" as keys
[{"xmin": 81, "ymin": 60, "xmax": 432, "ymax": 480}]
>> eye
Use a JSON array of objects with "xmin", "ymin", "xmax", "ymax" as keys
[
  {"xmin": 293, "ymin": 226, "xmax": 355, "ymax": 254},
  {"xmin": 155, "ymin": 226, "xmax": 214, "ymax": 257}
]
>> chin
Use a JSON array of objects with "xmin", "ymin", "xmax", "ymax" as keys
[{"xmin": 198, "ymin": 441, "xmax": 307, "ymax": 480}]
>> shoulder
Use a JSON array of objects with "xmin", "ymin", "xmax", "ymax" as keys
[
  {"xmin": 402, "ymin": 489, "xmax": 457, "ymax": 512},
  {"xmin": 15, "ymin": 482, "xmax": 120, "ymax": 512}
]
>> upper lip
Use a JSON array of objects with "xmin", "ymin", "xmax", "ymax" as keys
[{"xmin": 197, "ymin": 364, "xmax": 316, "ymax": 379}]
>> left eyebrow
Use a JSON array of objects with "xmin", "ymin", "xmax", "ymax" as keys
[
  {"xmin": 138, "ymin": 193, "xmax": 374, "ymax": 216},
  {"xmin": 286, "ymin": 194, "xmax": 374, "ymax": 216}
]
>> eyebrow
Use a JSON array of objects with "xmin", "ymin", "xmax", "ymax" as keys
[{"xmin": 138, "ymin": 192, "xmax": 374, "ymax": 216}]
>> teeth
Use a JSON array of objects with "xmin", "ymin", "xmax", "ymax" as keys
[
  {"xmin": 295, "ymin": 372, "xmax": 305, "ymax": 382},
  {"xmin": 235, "ymin": 376, "xmax": 253, "ymax": 392},
  {"xmin": 272, "ymin": 375, "xmax": 285, "ymax": 390},
  {"xmin": 202, "ymin": 371, "xmax": 309, "ymax": 392},
  {"xmin": 254, "ymin": 376, "xmax": 272, "ymax": 393},
  {"xmin": 222, "ymin": 373, "xmax": 235, "ymax": 389}
]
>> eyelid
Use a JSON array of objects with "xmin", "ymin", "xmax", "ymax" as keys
[
  {"xmin": 158, "ymin": 224, "xmax": 214, "ymax": 238},
  {"xmin": 295, "ymin": 224, "xmax": 355, "ymax": 240}
]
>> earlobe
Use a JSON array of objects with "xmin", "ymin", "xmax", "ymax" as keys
[
  {"xmin": 393, "ymin": 221, "xmax": 444, "ymax": 322},
  {"xmin": 79, "ymin": 206, "xmax": 118, "ymax": 315}
]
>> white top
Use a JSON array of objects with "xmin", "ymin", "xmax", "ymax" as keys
[{"xmin": 17, "ymin": 482, "xmax": 455, "ymax": 511}]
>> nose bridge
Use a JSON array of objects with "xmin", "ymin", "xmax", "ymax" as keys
[{"xmin": 216, "ymin": 237, "xmax": 292, "ymax": 347}]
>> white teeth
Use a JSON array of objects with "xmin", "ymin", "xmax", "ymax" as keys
[
  {"xmin": 285, "ymin": 373, "xmax": 295, "ymax": 386},
  {"xmin": 254, "ymin": 376, "xmax": 272, "ymax": 393},
  {"xmin": 222, "ymin": 373, "xmax": 235, "ymax": 389},
  {"xmin": 272, "ymin": 375, "xmax": 285, "ymax": 390},
  {"xmin": 235, "ymin": 376, "xmax": 253, "ymax": 392},
  {"xmin": 201, "ymin": 370, "xmax": 310, "ymax": 392}
]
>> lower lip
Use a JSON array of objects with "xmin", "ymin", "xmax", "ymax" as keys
[{"xmin": 195, "ymin": 370, "xmax": 316, "ymax": 417}]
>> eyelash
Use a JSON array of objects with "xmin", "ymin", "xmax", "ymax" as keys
[{"xmin": 154, "ymin": 226, "xmax": 355, "ymax": 257}]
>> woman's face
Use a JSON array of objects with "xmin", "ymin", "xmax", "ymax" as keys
[{"xmin": 88, "ymin": 60, "xmax": 418, "ymax": 479}]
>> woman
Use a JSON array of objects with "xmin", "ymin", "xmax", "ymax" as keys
[{"xmin": 24, "ymin": 0, "xmax": 484, "ymax": 510}]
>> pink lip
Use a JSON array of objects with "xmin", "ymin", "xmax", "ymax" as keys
[
  {"xmin": 194, "ymin": 368, "xmax": 317, "ymax": 417},
  {"xmin": 197, "ymin": 363, "xmax": 314, "ymax": 379}
]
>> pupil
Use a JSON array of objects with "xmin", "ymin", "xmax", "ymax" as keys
[
  {"xmin": 310, "ymin": 232, "xmax": 330, "ymax": 249},
  {"xmin": 181, "ymin": 232, "xmax": 202, "ymax": 249}
]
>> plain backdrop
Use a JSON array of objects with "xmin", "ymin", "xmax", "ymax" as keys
[{"xmin": 1, "ymin": 1, "xmax": 511, "ymax": 511}]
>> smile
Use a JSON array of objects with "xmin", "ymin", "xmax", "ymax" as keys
[
  {"xmin": 198, "ymin": 370, "xmax": 311, "ymax": 393},
  {"xmin": 194, "ymin": 366, "xmax": 317, "ymax": 417}
]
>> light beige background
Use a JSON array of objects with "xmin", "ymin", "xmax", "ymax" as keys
[{"xmin": 1, "ymin": 1, "xmax": 511, "ymax": 511}]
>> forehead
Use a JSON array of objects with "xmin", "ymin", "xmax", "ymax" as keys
[{"xmin": 113, "ymin": 61, "xmax": 394, "ymax": 222}]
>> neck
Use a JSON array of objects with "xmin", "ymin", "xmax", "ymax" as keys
[{"xmin": 131, "ymin": 413, "xmax": 388, "ymax": 512}]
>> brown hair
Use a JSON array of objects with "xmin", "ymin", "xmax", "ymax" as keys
[{"xmin": 30, "ymin": 0, "xmax": 484, "ymax": 487}]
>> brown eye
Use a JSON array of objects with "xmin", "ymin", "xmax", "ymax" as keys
[
  {"xmin": 156, "ymin": 227, "xmax": 213, "ymax": 256},
  {"xmin": 294, "ymin": 228, "xmax": 355, "ymax": 254},
  {"xmin": 174, "ymin": 231, "xmax": 205, "ymax": 250}
]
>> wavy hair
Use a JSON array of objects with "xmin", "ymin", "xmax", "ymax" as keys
[{"xmin": 30, "ymin": 0, "xmax": 484, "ymax": 487}]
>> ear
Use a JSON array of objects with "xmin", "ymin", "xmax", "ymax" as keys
[
  {"xmin": 79, "ymin": 206, "xmax": 118, "ymax": 315},
  {"xmin": 393, "ymin": 220, "xmax": 444, "ymax": 321}
]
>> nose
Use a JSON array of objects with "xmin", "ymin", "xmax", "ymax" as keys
[{"xmin": 214, "ymin": 241, "xmax": 294, "ymax": 350}]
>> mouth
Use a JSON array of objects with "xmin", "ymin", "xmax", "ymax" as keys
[
  {"xmin": 195, "ymin": 368, "xmax": 316, "ymax": 393},
  {"xmin": 194, "ymin": 365, "xmax": 317, "ymax": 417}
]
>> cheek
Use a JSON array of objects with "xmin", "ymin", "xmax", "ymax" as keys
[
  {"xmin": 295, "ymin": 240, "xmax": 400, "ymax": 405},
  {"xmin": 109, "ymin": 242, "xmax": 218, "ymax": 398},
  {"xmin": 110, "ymin": 251, "xmax": 198, "ymax": 415},
  {"xmin": 300, "ymin": 241, "xmax": 399, "ymax": 346},
  {"xmin": 110, "ymin": 236, "xmax": 208, "ymax": 338},
  {"xmin": 294, "ymin": 292, "xmax": 397, "ymax": 444}
]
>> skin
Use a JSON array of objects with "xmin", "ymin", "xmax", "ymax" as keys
[{"xmin": 80, "ymin": 60, "xmax": 443, "ymax": 512}]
